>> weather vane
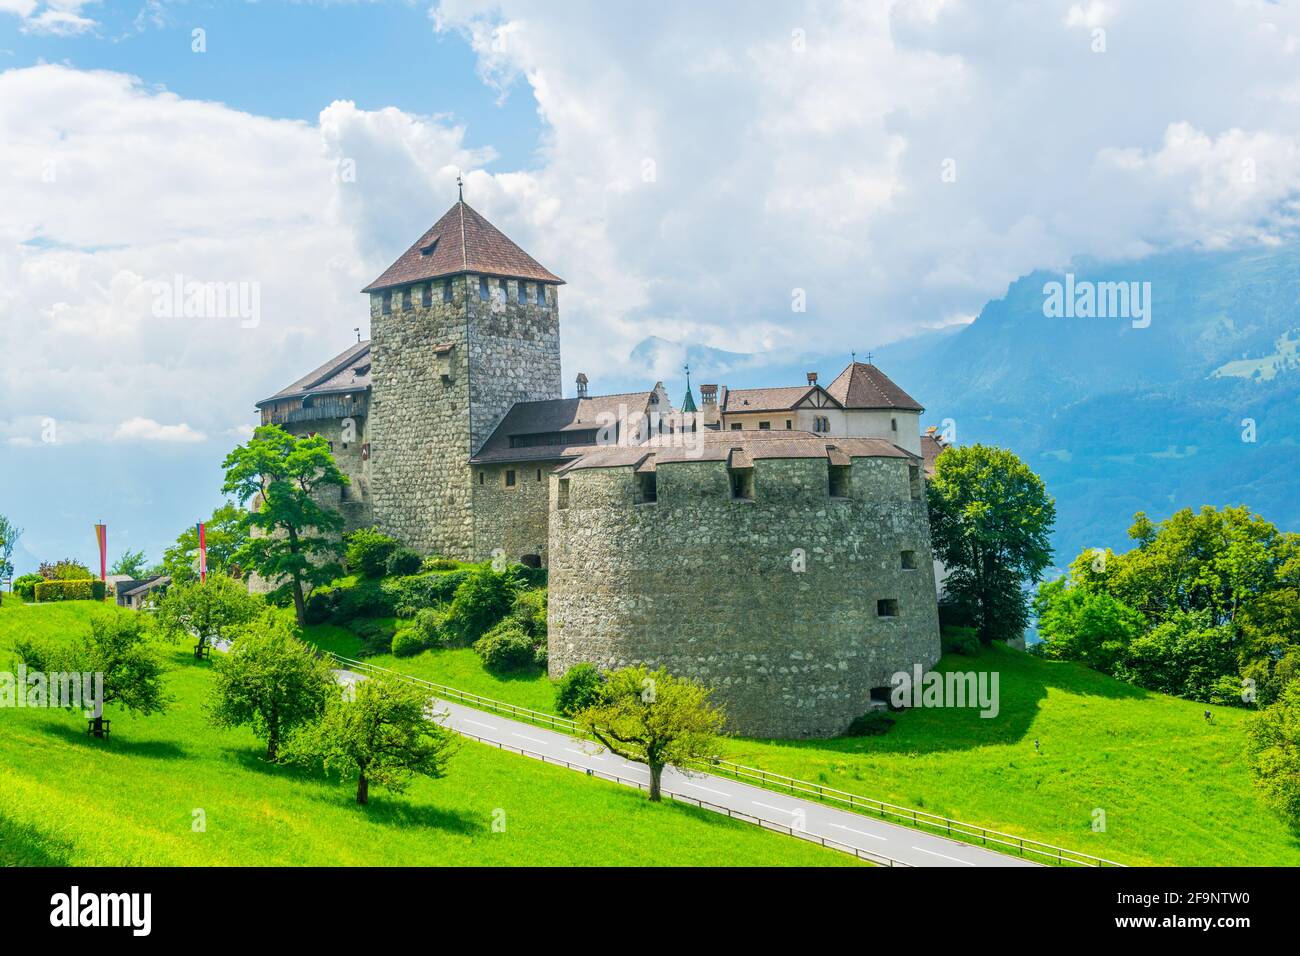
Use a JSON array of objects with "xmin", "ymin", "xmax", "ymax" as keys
[{"xmin": 457, "ymin": 171, "xmax": 464, "ymax": 202}]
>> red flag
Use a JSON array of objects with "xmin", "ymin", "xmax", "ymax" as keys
[
  {"xmin": 197, "ymin": 522, "xmax": 208, "ymax": 583},
  {"xmin": 93, "ymin": 523, "xmax": 107, "ymax": 583}
]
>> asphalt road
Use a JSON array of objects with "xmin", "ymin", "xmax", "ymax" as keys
[{"xmin": 334, "ymin": 668, "xmax": 1038, "ymax": 867}]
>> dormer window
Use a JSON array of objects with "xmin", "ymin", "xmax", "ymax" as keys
[{"xmin": 420, "ymin": 239, "xmax": 438, "ymax": 256}]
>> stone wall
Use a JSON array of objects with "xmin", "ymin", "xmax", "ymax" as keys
[
  {"xmin": 280, "ymin": 413, "xmax": 373, "ymax": 533},
  {"xmin": 470, "ymin": 460, "xmax": 557, "ymax": 563},
  {"xmin": 547, "ymin": 454, "xmax": 941, "ymax": 738},
  {"xmin": 369, "ymin": 275, "xmax": 560, "ymax": 560}
]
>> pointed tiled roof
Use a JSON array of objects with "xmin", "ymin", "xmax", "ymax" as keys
[
  {"xmin": 681, "ymin": 387, "xmax": 698, "ymax": 413},
  {"xmin": 824, "ymin": 362, "xmax": 924, "ymax": 412},
  {"xmin": 362, "ymin": 201, "xmax": 563, "ymax": 293}
]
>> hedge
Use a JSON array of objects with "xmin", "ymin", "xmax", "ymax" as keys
[{"xmin": 35, "ymin": 579, "xmax": 107, "ymax": 602}]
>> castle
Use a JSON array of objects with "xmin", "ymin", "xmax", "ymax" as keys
[{"xmin": 256, "ymin": 197, "xmax": 944, "ymax": 737}]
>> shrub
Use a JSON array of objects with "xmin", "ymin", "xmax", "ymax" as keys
[
  {"xmin": 941, "ymin": 625, "xmax": 981, "ymax": 657},
  {"xmin": 38, "ymin": 559, "xmax": 93, "ymax": 581},
  {"xmin": 442, "ymin": 565, "xmax": 518, "ymax": 645},
  {"xmin": 34, "ymin": 579, "xmax": 106, "ymax": 602},
  {"xmin": 385, "ymin": 547, "xmax": 423, "ymax": 577},
  {"xmin": 303, "ymin": 587, "xmax": 341, "ymax": 625},
  {"xmin": 383, "ymin": 570, "xmax": 469, "ymax": 618},
  {"xmin": 13, "ymin": 573, "xmax": 42, "ymax": 602},
  {"xmin": 344, "ymin": 528, "xmax": 400, "ymax": 578},
  {"xmin": 555, "ymin": 662, "xmax": 605, "ymax": 716},
  {"xmin": 473, "ymin": 620, "xmax": 536, "ymax": 672},
  {"xmin": 391, "ymin": 628, "xmax": 425, "ymax": 658},
  {"xmin": 845, "ymin": 710, "xmax": 896, "ymax": 736},
  {"xmin": 410, "ymin": 607, "xmax": 449, "ymax": 648},
  {"xmin": 421, "ymin": 556, "xmax": 463, "ymax": 572}
]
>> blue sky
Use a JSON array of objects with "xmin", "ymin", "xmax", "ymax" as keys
[{"xmin": 4, "ymin": 0, "xmax": 1300, "ymax": 574}]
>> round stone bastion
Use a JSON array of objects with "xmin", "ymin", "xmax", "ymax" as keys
[{"xmin": 546, "ymin": 432, "xmax": 942, "ymax": 738}]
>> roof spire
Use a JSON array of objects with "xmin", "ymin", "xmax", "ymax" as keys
[
  {"xmin": 681, "ymin": 363, "xmax": 698, "ymax": 414},
  {"xmin": 456, "ymin": 172, "xmax": 464, "ymax": 202}
]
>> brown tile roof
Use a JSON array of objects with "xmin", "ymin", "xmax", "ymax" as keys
[
  {"xmin": 824, "ymin": 362, "xmax": 924, "ymax": 412},
  {"xmin": 719, "ymin": 384, "xmax": 840, "ymax": 414},
  {"xmin": 256, "ymin": 340, "xmax": 371, "ymax": 407},
  {"xmin": 921, "ymin": 433, "xmax": 948, "ymax": 477},
  {"xmin": 362, "ymin": 201, "xmax": 563, "ymax": 293},
  {"xmin": 555, "ymin": 429, "xmax": 917, "ymax": 473},
  {"xmin": 469, "ymin": 388, "xmax": 671, "ymax": 464}
]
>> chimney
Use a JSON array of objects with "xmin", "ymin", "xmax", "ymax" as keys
[
  {"xmin": 807, "ymin": 372, "xmax": 818, "ymax": 386},
  {"xmin": 576, "ymin": 372, "xmax": 589, "ymax": 398},
  {"xmin": 700, "ymin": 384, "xmax": 718, "ymax": 405}
]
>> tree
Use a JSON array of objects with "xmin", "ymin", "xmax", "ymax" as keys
[
  {"xmin": 154, "ymin": 575, "xmax": 264, "ymax": 654},
  {"xmin": 1114, "ymin": 610, "xmax": 1237, "ymax": 701},
  {"xmin": 576, "ymin": 666, "xmax": 726, "ymax": 801},
  {"xmin": 555, "ymin": 662, "xmax": 605, "ymax": 717},
  {"xmin": 221, "ymin": 425, "xmax": 347, "ymax": 625},
  {"xmin": 160, "ymin": 502, "xmax": 251, "ymax": 584},
  {"xmin": 207, "ymin": 614, "xmax": 335, "ymax": 760},
  {"xmin": 15, "ymin": 612, "xmax": 168, "ymax": 738},
  {"xmin": 1245, "ymin": 679, "xmax": 1300, "ymax": 831},
  {"xmin": 927, "ymin": 444, "xmax": 1056, "ymax": 644},
  {"xmin": 110, "ymin": 549, "xmax": 149, "ymax": 579},
  {"xmin": 1033, "ymin": 578, "xmax": 1146, "ymax": 675},
  {"xmin": 38, "ymin": 559, "xmax": 92, "ymax": 581},
  {"xmin": 282, "ymin": 675, "xmax": 459, "ymax": 804},
  {"xmin": 0, "ymin": 513, "xmax": 22, "ymax": 580}
]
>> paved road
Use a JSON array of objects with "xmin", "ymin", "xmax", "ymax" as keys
[{"xmin": 334, "ymin": 668, "xmax": 1037, "ymax": 868}]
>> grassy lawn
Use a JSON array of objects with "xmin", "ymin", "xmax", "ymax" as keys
[
  {"xmin": 0, "ymin": 601, "xmax": 856, "ymax": 867},
  {"xmin": 310, "ymin": 618, "xmax": 1300, "ymax": 866}
]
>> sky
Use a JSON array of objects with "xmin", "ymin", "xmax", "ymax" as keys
[{"xmin": 4, "ymin": 0, "xmax": 1300, "ymax": 573}]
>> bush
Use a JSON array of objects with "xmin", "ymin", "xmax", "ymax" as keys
[
  {"xmin": 941, "ymin": 625, "xmax": 981, "ymax": 657},
  {"xmin": 385, "ymin": 547, "xmax": 423, "ymax": 577},
  {"xmin": 38, "ymin": 559, "xmax": 93, "ymax": 581},
  {"xmin": 442, "ymin": 565, "xmax": 518, "ymax": 645},
  {"xmin": 383, "ymin": 570, "xmax": 470, "ymax": 618},
  {"xmin": 512, "ymin": 588, "xmax": 547, "ymax": 637},
  {"xmin": 302, "ymin": 587, "xmax": 341, "ymax": 625},
  {"xmin": 473, "ymin": 620, "xmax": 536, "ymax": 672},
  {"xmin": 555, "ymin": 662, "xmax": 605, "ymax": 716},
  {"xmin": 410, "ymin": 607, "xmax": 450, "ymax": 648},
  {"xmin": 845, "ymin": 710, "xmax": 896, "ymax": 736},
  {"xmin": 13, "ymin": 573, "xmax": 42, "ymax": 602},
  {"xmin": 345, "ymin": 528, "xmax": 400, "ymax": 578},
  {"xmin": 34, "ymin": 579, "xmax": 106, "ymax": 602},
  {"xmin": 391, "ymin": 628, "xmax": 425, "ymax": 658},
  {"xmin": 421, "ymin": 556, "xmax": 464, "ymax": 572}
]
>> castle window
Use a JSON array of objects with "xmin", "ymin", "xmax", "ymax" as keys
[
  {"xmin": 422, "ymin": 284, "xmax": 432, "ymax": 308},
  {"xmin": 478, "ymin": 471, "xmax": 485, "ymax": 486},
  {"xmin": 901, "ymin": 550, "xmax": 918, "ymax": 570},
  {"xmin": 877, "ymin": 599, "xmax": 899, "ymax": 618},
  {"xmin": 759, "ymin": 421, "xmax": 771, "ymax": 430},
  {"xmin": 402, "ymin": 288, "xmax": 412, "ymax": 311},
  {"xmin": 443, "ymin": 281, "xmax": 453, "ymax": 304},
  {"xmin": 535, "ymin": 284, "xmax": 546, "ymax": 306},
  {"xmin": 729, "ymin": 466, "xmax": 754, "ymax": 501},
  {"xmin": 479, "ymin": 277, "xmax": 490, "ymax": 301},
  {"xmin": 636, "ymin": 471, "xmax": 657, "ymax": 504},
  {"xmin": 828, "ymin": 463, "xmax": 851, "ymax": 498},
  {"xmin": 730, "ymin": 423, "xmax": 742, "ymax": 431},
  {"xmin": 813, "ymin": 416, "xmax": 830, "ymax": 433},
  {"xmin": 536, "ymin": 468, "xmax": 543, "ymax": 482},
  {"xmin": 557, "ymin": 478, "xmax": 570, "ymax": 510},
  {"xmin": 505, "ymin": 469, "xmax": 517, "ymax": 488},
  {"xmin": 785, "ymin": 419, "xmax": 792, "ymax": 429},
  {"xmin": 891, "ymin": 417, "xmax": 898, "ymax": 432},
  {"xmin": 381, "ymin": 291, "xmax": 392, "ymax": 315},
  {"xmin": 519, "ymin": 281, "xmax": 530, "ymax": 304},
  {"xmin": 908, "ymin": 465, "xmax": 922, "ymax": 500}
]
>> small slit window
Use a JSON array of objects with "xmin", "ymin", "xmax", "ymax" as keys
[
  {"xmin": 901, "ymin": 550, "xmax": 918, "ymax": 570},
  {"xmin": 829, "ymin": 463, "xmax": 851, "ymax": 498},
  {"xmin": 443, "ymin": 281, "xmax": 453, "ymax": 303},
  {"xmin": 381, "ymin": 291, "xmax": 392, "ymax": 315},
  {"xmin": 402, "ymin": 288, "xmax": 412, "ymax": 311},
  {"xmin": 536, "ymin": 468, "xmax": 543, "ymax": 482},
  {"xmin": 877, "ymin": 599, "xmax": 899, "ymax": 618},
  {"xmin": 478, "ymin": 471, "xmax": 485, "ymax": 485},
  {"xmin": 891, "ymin": 417, "xmax": 898, "ymax": 432},
  {"xmin": 557, "ymin": 478, "xmax": 570, "ymax": 510},
  {"xmin": 909, "ymin": 465, "xmax": 922, "ymax": 500},
  {"xmin": 479, "ymin": 277, "xmax": 490, "ymax": 301},
  {"xmin": 505, "ymin": 469, "xmax": 517, "ymax": 488}
]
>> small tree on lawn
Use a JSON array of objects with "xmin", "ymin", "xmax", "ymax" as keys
[
  {"xmin": 1245, "ymin": 679, "xmax": 1300, "ymax": 831},
  {"xmin": 0, "ymin": 513, "xmax": 22, "ymax": 581},
  {"xmin": 109, "ymin": 549, "xmax": 149, "ymax": 579},
  {"xmin": 154, "ymin": 575, "xmax": 263, "ymax": 655},
  {"xmin": 16, "ymin": 612, "xmax": 168, "ymax": 738},
  {"xmin": 927, "ymin": 444, "xmax": 1056, "ymax": 644},
  {"xmin": 577, "ymin": 665, "xmax": 726, "ymax": 802},
  {"xmin": 282, "ymin": 675, "xmax": 459, "ymax": 804},
  {"xmin": 207, "ymin": 614, "xmax": 335, "ymax": 760},
  {"xmin": 161, "ymin": 502, "xmax": 251, "ymax": 584},
  {"xmin": 221, "ymin": 425, "xmax": 347, "ymax": 625}
]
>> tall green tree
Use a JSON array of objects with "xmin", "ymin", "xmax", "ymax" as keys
[
  {"xmin": 282, "ymin": 675, "xmax": 459, "ymax": 804},
  {"xmin": 221, "ymin": 425, "xmax": 347, "ymax": 625},
  {"xmin": 1245, "ymin": 679, "xmax": 1300, "ymax": 831},
  {"xmin": 154, "ymin": 575, "xmax": 264, "ymax": 654},
  {"xmin": 0, "ymin": 513, "xmax": 22, "ymax": 580},
  {"xmin": 207, "ymin": 614, "xmax": 335, "ymax": 760},
  {"xmin": 160, "ymin": 502, "xmax": 250, "ymax": 584},
  {"xmin": 110, "ymin": 549, "xmax": 149, "ymax": 579},
  {"xmin": 576, "ymin": 666, "xmax": 726, "ymax": 801},
  {"xmin": 927, "ymin": 444, "xmax": 1056, "ymax": 644},
  {"xmin": 15, "ymin": 612, "xmax": 168, "ymax": 738}
]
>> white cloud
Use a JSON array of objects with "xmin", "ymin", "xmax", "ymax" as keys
[
  {"xmin": 112, "ymin": 417, "xmax": 206, "ymax": 443},
  {"xmin": 3, "ymin": 0, "xmax": 98, "ymax": 35}
]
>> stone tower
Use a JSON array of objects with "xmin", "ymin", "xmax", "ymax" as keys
[{"xmin": 363, "ymin": 199, "xmax": 563, "ymax": 559}]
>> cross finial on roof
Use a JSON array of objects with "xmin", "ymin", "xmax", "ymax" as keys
[
  {"xmin": 457, "ymin": 172, "xmax": 464, "ymax": 202},
  {"xmin": 354, "ymin": 327, "xmax": 361, "ymax": 343},
  {"xmin": 851, "ymin": 350, "xmax": 856, "ymax": 363},
  {"xmin": 865, "ymin": 351, "xmax": 874, "ymax": 365}
]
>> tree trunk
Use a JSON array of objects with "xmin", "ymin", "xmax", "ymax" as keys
[
  {"xmin": 292, "ymin": 574, "xmax": 306, "ymax": 626},
  {"xmin": 356, "ymin": 773, "xmax": 369, "ymax": 805},
  {"xmin": 265, "ymin": 728, "xmax": 278, "ymax": 762},
  {"xmin": 648, "ymin": 763, "xmax": 663, "ymax": 802}
]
